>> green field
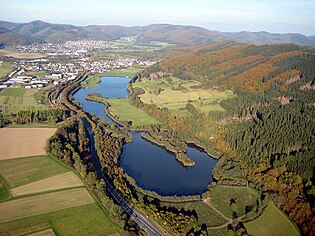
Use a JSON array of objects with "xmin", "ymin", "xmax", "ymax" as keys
[
  {"xmin": 0, "ymin": 155, "xmax": 122, "ymax": 235},
  {"xmin": 245, "ymin": 202, "xmax": 300, "ymax": 236},
  {"xmin": 0, "ymin": 181, "xmax": 11, "ymax": 202},
  {"xmin": 0, "ymin": 88, "xmax": 51, "ymax": 113},
  {"xmin": 208, "ymin": 185, "xmax": 259, "ymax": 219},
  {"xmin": 160, "ymin": 200, "xmax": 228, "ymax": 227},
  {"xmin": 33, "ymin": 87, "xmax": 51, "ymax": 105},
  {"xmin": 0, "ymin": 88, "xmax": 25, "ymax": 96},
  {"xmin": 0, "ymin": 188, "xmax": 94, "ymax": 222},
  {"xmin": 0, "ymin": 203, "xmax": 121, "ymax": 236},
  {"xmin": 0, "ymin": 62, "xmax": 13, "ymax": 78},
  {"xmin": 0, "ymin": 155, "xmax": 68, "ymax": 188},
  {"xmin": 103, "ymin": 67, "xmax": 142, "ymax": 77},
  {"xmin": 133, "ymin": 77, "xmax": 234, "ymax": 115},
  {"xmin": 108, "ymin": 98, "xmax": 161, "ymax": 126}
]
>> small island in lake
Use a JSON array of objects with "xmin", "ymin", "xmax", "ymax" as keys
[
  {"xmin": 176, "ymin": 152, "xmax": 195, "ymax": 167},
  {"xmin": 141, "ymin": 128, "xmax": 196, "ymax": 167}
]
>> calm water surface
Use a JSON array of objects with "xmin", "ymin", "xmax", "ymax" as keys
[{"xmin": 74, "ymin": 76, "xmax": 217, "ymax": 196}]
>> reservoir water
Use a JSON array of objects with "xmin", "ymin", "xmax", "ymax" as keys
[{"xmin": 74, "ymin": 76, "xmax": 217, "ymax": 196}]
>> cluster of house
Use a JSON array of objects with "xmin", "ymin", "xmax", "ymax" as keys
[
  {"xmin": 79, "ymin": 58, "xmax": 154, "ymax": 73},
  {"xmin": 0, "ymin": 40, "xmax": 156, "ymax": 90},
  {"xmin": 119, "ymin": 36, "xmax": 137, "ymax": 42},
  {"xmin": 0, "ymin": 69, "xmax": 46, "ymax": 89},
  {"xmin": 14, "ymin": 40, "xmax": 118, "ymax": 56}
]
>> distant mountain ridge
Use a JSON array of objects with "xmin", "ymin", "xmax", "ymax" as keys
[{"xmin": 0, "ymin": 20, "xmax": 314, "ymax": 47}]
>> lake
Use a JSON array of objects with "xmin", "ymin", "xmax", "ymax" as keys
[{"xmin": 74, "ymin": 76, "xmax": 217, "ymax": 196}]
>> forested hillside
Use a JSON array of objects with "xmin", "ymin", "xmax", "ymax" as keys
[
  {"xmin": 1, "ymin": 20, "xmax": 315, "ymax": 46},
  {"xmin": 137, "ymin": 43, "xmax": 315, "ymax": 235}
]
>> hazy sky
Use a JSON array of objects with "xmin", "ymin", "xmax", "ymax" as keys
[{"xmin": 1, "ymin": 0, "xmax": 314, "ymax": 35}]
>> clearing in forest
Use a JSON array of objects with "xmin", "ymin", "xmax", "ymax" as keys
[
  {"xmin": 207, "ymin": 185, "xmax": 259, "ymax": 218},
  {"xmin": 244, "ymin": 202, "xmax": 300, "ymax": 236},
  {"xmin": 133, "ymin": 78, "xmax": 234, "ymax": 115}
]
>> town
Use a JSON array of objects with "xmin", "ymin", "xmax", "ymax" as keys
[
  {"xmin": 14, "ymin": 40, "xmax": 119, "ymax": 56},
  {"xmin": 0, "ymin": 40, "xmax": 154, "ymax": 89}
]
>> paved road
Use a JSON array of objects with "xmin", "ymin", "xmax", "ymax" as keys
[{"xmin": 83, "ymin": 119, "xmax": 164, "ymax": 236}]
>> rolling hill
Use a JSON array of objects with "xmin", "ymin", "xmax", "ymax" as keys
[
  {"xmin": 0, "ymin": 20, "xmax": 314, "ymax": 46},
  {"xmin": 0, "ymin": 27, "xmax": 38, "ymax": 45},
  {"xmin": 143, "ymin": 43, "xmax": 315, "ymax": 93}
]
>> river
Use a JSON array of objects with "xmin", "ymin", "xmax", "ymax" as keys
[{"xmin": 73, "ymin": 76, "xmax": 217, "ymax": 196}]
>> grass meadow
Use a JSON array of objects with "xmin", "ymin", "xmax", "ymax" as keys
[
  {"xmin": 0, "ymin": 203, "xmax": 121, "ymax": 236},
  {"xmin": 132, "ymin": 78, "xmax": 235, "ymax": 115},
  {"xmin": 244, "ymin": 202, "xmax": 300, "ymax": 236},
  {"xmin": 207, "ymin": 185, "xmax": 259, "ymax": 219}
]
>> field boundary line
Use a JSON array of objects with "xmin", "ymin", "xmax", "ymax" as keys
[{"xmin": 0, "ymin": 188, "xmax": 94, "ymax": 223}]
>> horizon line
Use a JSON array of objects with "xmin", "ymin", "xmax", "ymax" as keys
[{"xmin": 1, "ymin": 19, "xmax": 314, "ymax": 37}]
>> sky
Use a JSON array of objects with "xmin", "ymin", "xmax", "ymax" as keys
[{"xmin": 1, "ymin": 0, "xmax": 315, "ymax": 35}]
